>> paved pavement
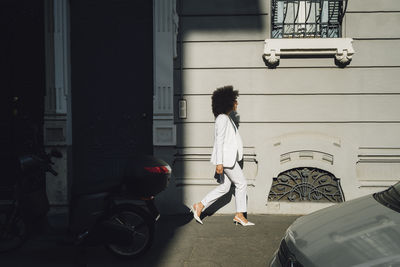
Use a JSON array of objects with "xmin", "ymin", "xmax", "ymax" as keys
[{"xmin": 0, "ymin": 211, "xmax": 299, "ymax": 267}]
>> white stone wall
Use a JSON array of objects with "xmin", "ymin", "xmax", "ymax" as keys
[{"xmin": 155, "ymin": 0, "xmax": 400, "ymax": 215}]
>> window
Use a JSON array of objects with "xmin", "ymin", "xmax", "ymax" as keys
[
  {"xmin": 263, "ymin": 0, "xmax": 353, "ymax": 68},
  {"xmin": 271, "ymin": 0, "xmax": 348, "ymax": 38}
]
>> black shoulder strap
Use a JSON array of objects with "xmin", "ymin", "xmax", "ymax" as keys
[{"xmin": 228, "ymin": 117, "xmax": 237, "ymax": 132}]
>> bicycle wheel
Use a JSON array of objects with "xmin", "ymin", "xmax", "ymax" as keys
[{"xmin": 106, "ymin": 205, "xmax": 154, "ymax": 259}]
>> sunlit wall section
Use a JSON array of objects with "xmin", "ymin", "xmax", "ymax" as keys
[{"xmin": 156, "ymin": 0, "xmax": 400, "ymax": 214}]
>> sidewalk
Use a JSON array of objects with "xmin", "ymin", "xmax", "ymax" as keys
[{"xmin": 0, "ymin": 212, "xmax": 299, "ymax": 267}]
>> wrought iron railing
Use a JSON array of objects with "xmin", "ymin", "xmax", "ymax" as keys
[
  {"xmin": 271, "ymin": 0, "xmax": 348, "ymax": 38},
  {"xmin": 268, "ymin": 167, "xmax": 345, "ymax": 202}
]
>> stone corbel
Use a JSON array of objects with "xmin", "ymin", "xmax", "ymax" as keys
[
  {"xmin": 335, "ymin": 49, "xmax": 352, "ymax": 68},
  {"xmin": 262, "ymin": 50, "xmax": 280, "ymax": 68},
  {"xmin": 263, "ymin": 38, "xmax": 355, "ymax": 68}
]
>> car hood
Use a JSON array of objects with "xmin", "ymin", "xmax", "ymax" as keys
[{"xmin": 287, "ymin": 195, "xmax": 400, "ymax": 267}]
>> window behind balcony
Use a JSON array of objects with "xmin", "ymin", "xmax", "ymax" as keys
[{"xmin": 271, "ymin": 0, "xmax": 348, "ymax": 38}]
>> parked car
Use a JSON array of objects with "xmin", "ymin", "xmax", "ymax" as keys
[{"xmin": 270, "ymin": 181, "xmax": 400, "ymax": 267}]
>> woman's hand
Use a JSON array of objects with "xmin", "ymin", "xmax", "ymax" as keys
[{"xmin": 216, "ymin": 164, "xmax": 223, "ymax": 174}]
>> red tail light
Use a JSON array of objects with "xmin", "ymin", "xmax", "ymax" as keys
[{"xmin": 144, "ymin": 166, "xmax": 171, "ymax": 174}]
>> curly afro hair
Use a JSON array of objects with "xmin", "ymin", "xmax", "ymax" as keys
[{"xmin": 211, "ymin": 85, "xmax": 239, "ymax": 118}]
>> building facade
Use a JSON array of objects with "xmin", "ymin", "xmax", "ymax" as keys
[
  {"xmin": 44, "ymin": 0, "xmax": 400, "ymax": 215},
  {"xmin": 154, "ymin": 0, "xmax": 400, "ymax": 214}
]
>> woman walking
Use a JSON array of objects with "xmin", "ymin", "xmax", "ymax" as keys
[{"xmin": 190, "ymin": 86, "xmax": 254, "ymax": 226}]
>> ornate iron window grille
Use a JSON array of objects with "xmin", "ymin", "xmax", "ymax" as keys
[
  {"xmin": 271, "ymin": 0, "xmax": 348, "ymax": 38},
  {"xmin": 268, "ymin": 167, "xmax": 345, "ymax": 202}
]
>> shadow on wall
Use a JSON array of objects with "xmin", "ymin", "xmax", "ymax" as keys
[{"xmin": 179, "ymin": 0, "xmax": 266, "ymax": 33}]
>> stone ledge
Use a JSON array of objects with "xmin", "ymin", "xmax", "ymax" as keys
[{"xmin": 263, "ymin": 38, "xmax": 355, "ymax": 68}]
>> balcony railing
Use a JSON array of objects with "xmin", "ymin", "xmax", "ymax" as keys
[{"xmin": 271, "ymin": 0, "xmax": 348, "ymax": 38}]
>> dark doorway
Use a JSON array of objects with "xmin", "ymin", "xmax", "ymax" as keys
[
  {"xmin": 0, "ymin": 0, "xmax": 45, "ymax": 180},
  {"xmin": 70, "ymin": 0, "xmax": 154, "ymax": 193}
]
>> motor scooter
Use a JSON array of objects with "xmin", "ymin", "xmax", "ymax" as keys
[{"xmin": 0, "ymin": 151, "xmax": 171, "ymax": 258}]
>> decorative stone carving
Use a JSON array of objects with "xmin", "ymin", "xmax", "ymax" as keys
[
  {"xmin": 262, "ymin": 50, "xmax": 280, "ymax": 68},
  {"xmin": 279, "ymin": 150, "xmax": 334, "ymax": 165},
  {"xmin": 335, "ymin": 49, "xmax": 352, "ymax": 68},
  {"xmin": 268, "ymin": 167, "xmax": 344, "ymax": 202}
]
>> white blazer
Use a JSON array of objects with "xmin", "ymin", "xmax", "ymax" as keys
[{"xmin": 210, "ymin": 114, "xmax": 243, "ymax": 168}]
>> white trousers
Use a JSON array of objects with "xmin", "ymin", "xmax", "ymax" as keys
[{"xmin": 201, "ymin": 162, "xmax": 247, "ymax": 213}]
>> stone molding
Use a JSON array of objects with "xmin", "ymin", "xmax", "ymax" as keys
[
  {"xmin": 263, "ymin": 38, "xmax": 355, "ymax": 68},
  {"xmin": 172, "ymin": 146, "xmax": 258, "ymax": 186}
]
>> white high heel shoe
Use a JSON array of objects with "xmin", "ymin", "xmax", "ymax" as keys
[
  {"xmin": 190, "ymin": 204, "xmax": 203, "ymax": 224},
  {"xmin": 233, "ymin": 216, "xmax": 255, "ymax": 226}
]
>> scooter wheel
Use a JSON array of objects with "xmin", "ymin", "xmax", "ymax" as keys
[
  {"xmin": 0, "ymin": 213, "xmax": 28, "ymax": 253},
  {"xmin": 106, "ymin": 205, "xmax": 154, "ymax": 259}
]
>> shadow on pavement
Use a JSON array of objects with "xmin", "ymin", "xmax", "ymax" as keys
[{"xmin": 0, "ymin": 211, "xmax": 194, "ymax": 267}]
